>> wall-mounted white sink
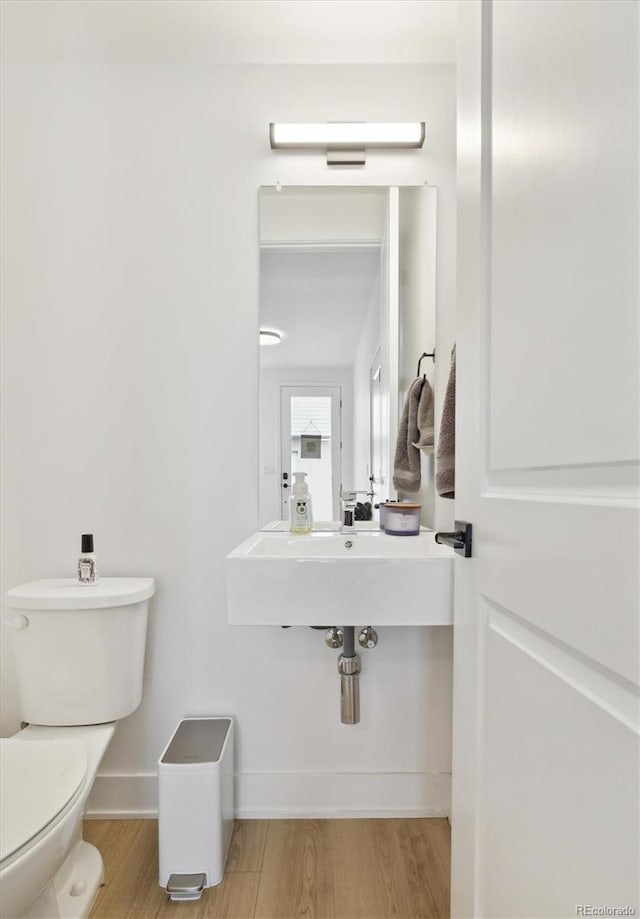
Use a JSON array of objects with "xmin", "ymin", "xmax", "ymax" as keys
[
  {"xmin": 260, "ymin": 519, "xmax": 383, "ymax": 532},
  {"xmin": 225, "ymin": 530, "xmax": 454, "ymax": 626}
]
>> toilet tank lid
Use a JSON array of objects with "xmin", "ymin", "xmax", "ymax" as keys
[
  {"xmin": 6, "ymin": 577, "xmax": 155, "ymax": 610},
  {"xmin": 0, "ymin": 739, "xmax": 87, "ymax": 864}
]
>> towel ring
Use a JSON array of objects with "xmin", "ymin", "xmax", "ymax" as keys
[{"xmin": 417, "ymin": 351, "xmax": 436, "ymax": 377}]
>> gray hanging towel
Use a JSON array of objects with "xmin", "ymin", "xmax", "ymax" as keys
[
  {"xmin": 436, "ymin": 345, "xmax": 456, "ymax": 499},
  {"xmin": 393, "ymin": 376, "xmax": 424, "ymax": 493},
  {"xmin": 412, "ymin": 377, "xmax": 435, "ymax": 454}
]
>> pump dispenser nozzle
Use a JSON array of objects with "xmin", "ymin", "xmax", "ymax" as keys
[{"xmin": 293, "ymin": 472, "xmax": 308, "ymax": 494}]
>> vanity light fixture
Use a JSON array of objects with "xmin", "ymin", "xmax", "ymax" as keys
[
  {"xmin": 269, "ymin": 122, "xmax": 425, "ymax": 166},
  {"xmin": 259, "ymin": 329, "xmax": 282, "ymax": 346}
]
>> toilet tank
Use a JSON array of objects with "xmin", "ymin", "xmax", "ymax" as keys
[{"xmin": 5, "ymin": 578, "xmax": 155, "ymax": 726}]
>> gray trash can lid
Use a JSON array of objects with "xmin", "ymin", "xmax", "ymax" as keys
[{"xmin": 161, "ymin": 718, "xmax": 231, "ymax": 765}]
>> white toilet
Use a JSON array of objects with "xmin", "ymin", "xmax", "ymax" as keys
[{"xmin": 0, "ymin": 577, "xmax": 155, "ymax": 919}]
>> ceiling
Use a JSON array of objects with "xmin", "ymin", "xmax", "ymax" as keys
[
  {"xmin": 1, "ymin": 0, "xmax": 457, "ymax": 65},
  {"xmin": 260, "ymin": 247, "xmax": 381, "ymax": 370}
]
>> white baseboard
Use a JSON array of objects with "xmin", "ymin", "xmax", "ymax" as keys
[
  {"xmin": 86, "ymin": 771, "xmax": 450, "ymax": 820},
  {"xmin": 87, "ymin": 773, "xmax": 158, "ymax": 819},
  {"xmin": 235, "ymin": 771, "xmax": 450, "ymax": 818}
]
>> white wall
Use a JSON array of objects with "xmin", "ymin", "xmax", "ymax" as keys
[
  {"xmin": 352, "ymin": 276, "xmax": 382, "ymax": 495},
  {"xmin": 398, "ymin": 186, "xmax": 437, "ymax": 529},
  {"xmin": 260, "ymin": 187, "xmax": 386, "ymax": 245},
  {"xmin": 1, "ymin": 24, "xmax": 456, "ymax": 815}
]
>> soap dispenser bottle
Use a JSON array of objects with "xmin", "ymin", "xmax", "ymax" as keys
[{"xmin": 290, "ymin": 472, "xmax": 313, "ymax": 534}]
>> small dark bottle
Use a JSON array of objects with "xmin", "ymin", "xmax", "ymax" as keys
[{"xmin": 77, "ymin": 534, "xmax": 98, "ymax": 585}]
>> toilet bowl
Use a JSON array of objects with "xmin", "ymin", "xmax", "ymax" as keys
[
  {"xmin": 1, "ymin": 577, "xmax": 154, "ymax": 919},
  {"xmin": 0, "ymin": 724, "xmax": 115, "ymax": 919}
]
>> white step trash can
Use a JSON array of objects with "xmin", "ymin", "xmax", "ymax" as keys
[{"xmin": 158, "ymin": 717, "xmax": 234, "ymax": 901}]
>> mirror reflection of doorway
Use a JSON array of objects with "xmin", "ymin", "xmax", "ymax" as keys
[{"xmin": 280, "ymin": 386, "xmax": 341, "ymax": 522}]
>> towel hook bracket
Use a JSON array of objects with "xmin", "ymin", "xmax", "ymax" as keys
[{"xmin": 417, "ymin": 351, "xmax": 436, "ymax": 377}]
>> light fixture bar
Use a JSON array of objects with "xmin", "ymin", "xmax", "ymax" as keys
[
  {"xmin": 326, "ymin": 149, "xmax": 367, "ymax": 166},
  {"xmin": 269, "ymin": 122, "xmax": 425, "ymax": 151}
]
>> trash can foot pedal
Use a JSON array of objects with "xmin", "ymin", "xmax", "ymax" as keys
[{"xmin": 166, "ymin": 873, "xmax": 206, "ymax": 901}]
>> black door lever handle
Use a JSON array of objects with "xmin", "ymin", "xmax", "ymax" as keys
[{"xmin": 434, "ymin": 521, "xmax": 473, "ymax": 557}]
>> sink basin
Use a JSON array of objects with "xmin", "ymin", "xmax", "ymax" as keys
[{"xmin": 225, "ymin": 530, "xmax": 454, "ymax": 626}]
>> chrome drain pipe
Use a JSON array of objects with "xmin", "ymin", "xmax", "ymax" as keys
[
  {"xmin": 338, "ymin": 651, "xmax": 361, "ymax": 724},
  {"xmin": 324, "ymin": 626, "xmax": 377, "ymax": 724},
  {"xmin": 338, "ymin": 626, "xmax": 361, "ymax": 724}
]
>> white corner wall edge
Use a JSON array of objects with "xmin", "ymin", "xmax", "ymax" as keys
[{"xmin": 86, "ymin": 771, "xmax": 451, "ymax": 820}]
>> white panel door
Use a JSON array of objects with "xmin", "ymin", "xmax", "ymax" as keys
[
  {"xmin": 452, "ymin": 2, "xmax": 639, "ymax": 917},
  {"xmin": 280, "ymin": 385, "xmax": 342, "ymax": 522}
]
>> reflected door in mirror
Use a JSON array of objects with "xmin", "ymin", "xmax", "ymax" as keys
[{"xmin": 280, "ymin": 386, "xmax": 342, "ymax": 522}]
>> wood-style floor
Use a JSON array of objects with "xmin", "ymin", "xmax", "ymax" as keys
[{"xmin": 85, "ymin": 818, "xmax": 450, "ymax": 919}]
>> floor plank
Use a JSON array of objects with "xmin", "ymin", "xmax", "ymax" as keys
[
  {"xmin": 87, "ymin": 820, "xmax": 166, "ymax": 919},
  {"xmin": 84, "ymin": 818, "xmax": 142, "ymax": 879},
  {"xmin": 254, "ymin": 820, "xmax": 336, "ymax": 919},
  {"xmin": 226, "ymin": 820, "xmax": 269, "ymax": 872},
  {"xmin": 396, "ymin": 818, "xmax": 451, "ymax": 919},
  {"xmin": 85, "ymin": 817, "xmax": 450, "ymax": 919},
  {"xmin": 332, "ymin": 819, "xmax": 397, "ymax": 919},
  {"xmin": 200, "ymin": 872, "xmax": 261, "ymax": 918}
]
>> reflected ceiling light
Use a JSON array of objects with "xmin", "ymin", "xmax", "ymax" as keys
[
  {"xmin": 260, "ymin": 329, "xmax": 282, "ymax": 346},
  {"xmin": 269, "ymin": 122, "xmax": 425, "ymax": 166}
]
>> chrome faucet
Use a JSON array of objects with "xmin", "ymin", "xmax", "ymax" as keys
[
  {"xmin": 340, "ymin": 491, "xmax": 357, "ymax": 532},
  {"xmin": 340, "ymin": 487, "xmax": 376, "ymax": 531}
]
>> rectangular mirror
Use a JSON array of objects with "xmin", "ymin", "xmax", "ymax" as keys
[{"xmin": 259, "ymin": 185, "xmax": 437, "ymax": 530}]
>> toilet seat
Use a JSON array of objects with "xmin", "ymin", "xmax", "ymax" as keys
[{"xmin": 0, "ymin": 739, "xmax": 87, "ymax": 866}]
